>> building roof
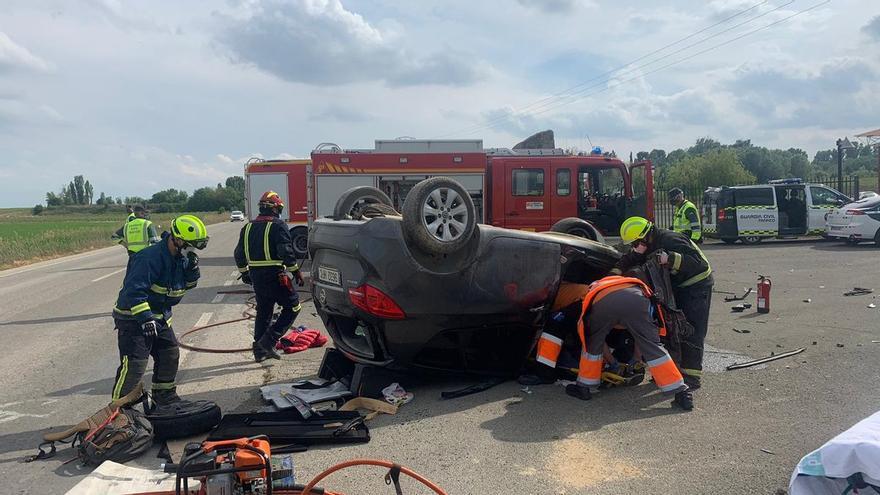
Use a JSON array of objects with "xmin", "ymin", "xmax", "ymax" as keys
[{"xmin": 855, "ymin": 128, "xmax": 880, "ymax": 138}]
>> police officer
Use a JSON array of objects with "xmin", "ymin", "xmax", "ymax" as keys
[
  {"xmin": 616, "ymin": 216, "xmax": 712, "ymax": 409},
  {"xmin": 669, "ymin": 187, "xmax": 702, "ymax": 243},
  {"xmin": 234, "ymin": 191, "xmax": 304, "ymax": 363},
  {"xmin": 111, "ymin": 215, "xmax": 208, "ymax": 405},
  {"xmin": 113, "ymin": 205, "xmax": 160, "ymax": 256}
]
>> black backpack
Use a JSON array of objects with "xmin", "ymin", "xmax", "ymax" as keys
[{"xmin": 75, "ymin": 407, "xmax": 154, "ymax": 466}]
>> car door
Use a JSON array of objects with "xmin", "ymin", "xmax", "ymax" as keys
[
  {"xmin": 808, "ymin": 185, "xmax": 849, "ymax": 233},
  {"xmin": 504, "ymin": 162, "xmax": 550, "ymax": 231}
]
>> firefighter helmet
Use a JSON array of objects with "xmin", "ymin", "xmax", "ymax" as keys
[
  {"xmin": 620, "ymin": 216, "xmax": 653, "ymax": 244},
  {"xmin": 171, "ymin": 215, "xmax": 209, "ymax": 250},
  {"xmin": 258, "ymin": 190, "xmax": 285, "ymax": 210}
]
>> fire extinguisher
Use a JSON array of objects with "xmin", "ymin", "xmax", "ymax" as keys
[{"xmin": 757, "ymin": 275, "xmax": 771, "ymax": 314}]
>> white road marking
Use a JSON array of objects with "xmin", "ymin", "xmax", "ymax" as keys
[
  {"xmin": 179, "ymin": 312, "xmax": 213, "ymax": 365},
  {"xmin": 211, "ymin": 294, "xmax": 225, "ymax": 303},
  {"xmin": 224, "ymin": 280, "xmax": 234, "ymax": 286},
  {"xmin": 230, "ymin": 270, "xmax": 239, "ymax": 277},
  {"xmin": 0, "ymin": 248, "xmax": 113, "ymax": 279},
  {"xmin": 91, "ymin": 267, "xmax": 126, "ymax": 283},
  {"xmin": 0, "ymin": 409, "xmax": 51, "ymax": 424}
]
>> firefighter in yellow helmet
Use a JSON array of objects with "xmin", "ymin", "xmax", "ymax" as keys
[
  {"xmin": 111, "ymin": 215, "xmax": 208, "ymax": 405},
  {"xmin": 234, "ymin": 191, "xmax": 304, "ymax": 363},
  {"xmin": 615, "ymin": 216, "xmax": 712, "ymax": 408}
]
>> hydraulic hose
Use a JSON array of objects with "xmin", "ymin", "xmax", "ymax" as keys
[
  {"xmin": 300, "ymin": 459, "xmax": 448, "ymax": 495},
  {"xmin": 177, "ymin": 289, "xmax": 312, "ymax": 354}
]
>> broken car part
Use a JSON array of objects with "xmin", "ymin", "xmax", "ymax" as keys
[{"xmin": 726, "ymin": 347, "xmax": 806, "ymax": 370}]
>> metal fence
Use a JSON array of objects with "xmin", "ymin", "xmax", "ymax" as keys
[{"xmin": 652, "ymin": 176, "xmax": 862, "ymax": 230}]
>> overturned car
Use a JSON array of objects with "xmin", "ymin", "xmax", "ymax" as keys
[{"xmin": 309, "ymin": 177, "xmax": 621, "ymax": 375}]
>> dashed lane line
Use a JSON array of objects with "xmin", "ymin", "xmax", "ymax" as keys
[{"xmin": 91, "ymin": 267, "xmax": 126, "ymax": 283}]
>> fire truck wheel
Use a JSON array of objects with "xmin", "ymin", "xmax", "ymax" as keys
[
  {"xmin": 402, "ymin": 177, "xmax": 476, "ymax": 255},
  {"xmin": 290, "ymin": 226, "xmax": 309, "ymax": 258},
  {"xmin": 333, "ymin": 186, "xmax": 393, "ymax": 220},
  {"xmin": 550, "ymin": 217, "xmax": 599, "ymax": 241}
]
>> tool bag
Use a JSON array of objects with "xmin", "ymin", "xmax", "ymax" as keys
[{"xmin": 25, "ymin": 382, "xmax": 154, "ymax": 465}]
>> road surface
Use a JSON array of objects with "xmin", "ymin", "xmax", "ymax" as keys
[{"xmin": 1, "ymin": 230, "xmax": 878, "ymax": 494}]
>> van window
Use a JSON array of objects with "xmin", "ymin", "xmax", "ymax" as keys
[
  {"xmin": 556, "ymin": 169, "xmax": 571, "ymax": 196},
  {"xmin": 735, "ymin": 187, "xmax": 774, "ymax": 206},
  {"xmin": 512, "ymin": 169, "xmax": 544, "ymax": 196},
  {"xmin": 810, "ymin": 186, "xmax": 845, "ymax": 206}
]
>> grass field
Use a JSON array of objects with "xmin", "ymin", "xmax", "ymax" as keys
[{"xmin": 0, "ymin": 209, "xmax": 228, "ymax": 269}]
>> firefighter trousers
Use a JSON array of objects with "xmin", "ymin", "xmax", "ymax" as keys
[
  {"xmin": 252, "ymin": 268, "xmax": 301, "ymax": 349},
  {"xmin": 674, "ymin": 277, "xmax": 714, "ymax": 389},
  {"xmin": 112, "ymin": 317, "xmax": 179, "ymax": 400},
  {"xmin": 579, "ymin": 287, "xmax": 684, "ymax": 393}
]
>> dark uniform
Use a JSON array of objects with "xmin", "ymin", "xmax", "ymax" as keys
[
  {"xmin": 111, "ymin": 232, "xmax": 199, "ymax": 400},
  {"xmin": 614, "ymin": 228, "xmax": 712, "ymax": 389},
  {"xmin": 234, "ymin": 214, "xmax": 302, "ymax": 357}
]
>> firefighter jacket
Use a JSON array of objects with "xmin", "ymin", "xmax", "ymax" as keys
[
  {"xmin": 234, "ymin": 215, "xmax": 299, "ymax": 273},
  {"xmin": 113, "ymin": 232, "xmax": 199, "ymax": 324},
  {"xmin": 672, "ymin": 200, "xmax": 702, "ymax": 242},
  {"xmin": 614, "ymin": 228, "xmax": 712, "ymax": 288}
]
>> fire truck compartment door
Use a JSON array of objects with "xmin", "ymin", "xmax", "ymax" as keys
[
  {"xmin": 316, "ymin": 175, "xmax": 376, "ymax": 218},
  {"xmin": 248, "ymin": 173, "xmax": 289, "ymax": 221}
]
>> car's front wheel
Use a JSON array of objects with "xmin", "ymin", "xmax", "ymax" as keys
[{"xmin": 402, "ymin": 176, "xmax": 476, "ymax": 255}]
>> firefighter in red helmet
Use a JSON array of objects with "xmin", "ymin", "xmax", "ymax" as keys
[{"xmin": 234, "ymin": 191, "xmax": 304, "ymax": 362}]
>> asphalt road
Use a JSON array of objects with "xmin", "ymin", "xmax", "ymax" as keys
[{"xmin": 1, "ymin": 232, "xmax": 879, "ymax": 494}]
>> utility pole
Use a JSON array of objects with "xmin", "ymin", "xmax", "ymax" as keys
[{"xmin": 836, "ymin": 137, "xmax": 854, "ymax": 194}]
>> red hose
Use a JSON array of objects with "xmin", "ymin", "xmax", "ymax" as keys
[{"xmin": 300, "ymin": 459, "xmax": 448, "ymax": 495}]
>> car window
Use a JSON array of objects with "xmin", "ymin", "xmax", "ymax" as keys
[
  {"xmin": 556, "ymin": 169, "xmax": 570, "ymax": 196},
  {"xmin": 735, "ymin": 187, "xmax": 774, "ymax": 206},
  {"xmin": 512, "ymin": 169, "xmax": 544, "ymax": 196},
  {"xmin": 810, "ymin": 186, "xmax": 845, "ymax": 206}
]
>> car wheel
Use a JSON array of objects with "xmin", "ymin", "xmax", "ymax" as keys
[
  {"xmin": 402, "ymin": 176, "xmax": 476, "ymax": 255},
  {"xmin": 290, "ymin": 226, "xmax": 309, "ymax": 259},
  {"xmin": 845, "ymin": 237, "xmax": 860, "ymax": 245},
  {"xmin": 333, "ymin": 186, "xmax": 393, "ymax": 220},
  {"xmin": 740, "ymin": 236, "xmax": 762, "ymax": 245},
  {"xmin": 874, "ymin": 228, "xmax": 880, "ymax": 247},
  {"xmin": 721, "ymin": 238, "xmax": 737, "ymax": 245},
  {"xmin": 550, "ymin": 217, "xmax": 599, "ymax": 241}
]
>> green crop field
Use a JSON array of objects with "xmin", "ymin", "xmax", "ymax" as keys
[{"xmin": 0, "ymin": 208, "xmax": 227, "ymax": 269}]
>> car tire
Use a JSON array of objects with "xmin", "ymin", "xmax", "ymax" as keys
[
  {"xmin": 402, "ymin": 176, "xmax": 476, "ymax": 255},
  {"xmin": 740, "ymin": 236, "xmax": 762, "ymax": 245},
  {"xmin": 721, "ymin": 238, "xmax": 737, "ymax": 245},
  {"xmin": 146, "ymin": 401, "xmax": 222, "ymax": 440},
  {"xmin": 874, "ymin": 228, "xmax": 880, "ymax": 247},
  {"xmin": 550, "ymin": 217, "xmax": 599, "ymax": 241},
  {"xmin": 290, "ymin": 226, "xmax": 309, "ymax": 259},
  {"xmin": 333, "ymin": 186, "xmax": 393, "ymax": 220}
]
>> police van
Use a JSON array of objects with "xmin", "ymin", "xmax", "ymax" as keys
[{"xmin": 702, "ymin": 179, "xmax": 851, "ymax": 244}]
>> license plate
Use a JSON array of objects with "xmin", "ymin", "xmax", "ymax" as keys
[
  {"xmin": 830, "ymin": 226, "xmax": 843, "ymax": 231},
  {"xmin": 317, "ymin": 266, "xmax": 340, "ymax": 285}
]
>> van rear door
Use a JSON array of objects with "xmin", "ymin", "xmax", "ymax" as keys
[{"xmin": 732, "ymin": 186, "xmax": 778, "ymax": 239}]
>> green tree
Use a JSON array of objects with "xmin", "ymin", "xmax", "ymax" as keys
[
  {"xmin": 665, "ymin": 149, "xmax": 755, "ymax": 189},
  {"xmin": 151, "ymin": 188, "xmax": 189, "ymax": 204},
  {"xmin": 84, "ymin": 180, "xmax": 94, "ymax": 204},
  {"xmin": 46, "ymin": 191, "xmax": 62, "ymax": 206},
  {"xmin": 225, "ymin": 176, "xmax": 245, "ymax": 194}
]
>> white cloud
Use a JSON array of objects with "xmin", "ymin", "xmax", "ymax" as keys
[
  {"xmin": 516, "ymin": 0, "xmax": 584, "ymax": 14},
  {"xmin": 863, "ymin": 15, "xmax": 880, "ymax": 42},
  {"xmin": 0, "ymin": 31, "xmax": 52, "ymax": 73}
]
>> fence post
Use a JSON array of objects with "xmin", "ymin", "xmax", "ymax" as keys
[{"xmin": 853, "ymin": 175, "xmax": 859, "ymax": 199}]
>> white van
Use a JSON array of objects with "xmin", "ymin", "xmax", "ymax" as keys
[{"xmin": 702, "ymin": 179, "xmax": 851, "ymax": 244}]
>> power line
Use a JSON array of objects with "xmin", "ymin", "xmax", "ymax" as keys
[{"xmin": 436, "ymin": 0, "xmax": 775, "ymax": 138}]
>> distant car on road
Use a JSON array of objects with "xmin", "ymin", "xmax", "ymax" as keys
[
  {"xmin": 825, "ymin": 196, "xmax": 880, "ymax": 245},
  {"xmin": 309, "ymin": 177, "xmax": 620, "ymax": 375},
  {"xmin": 230, "ymin": 210, "xmax": 245, "ymax": 222}
]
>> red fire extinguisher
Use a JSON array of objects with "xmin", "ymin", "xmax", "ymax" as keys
[{"xmin": 757, "ymin": 275, "xmax": 771, "ymax": 314}]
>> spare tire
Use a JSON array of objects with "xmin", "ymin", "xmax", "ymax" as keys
[
  {"xmin": 550, "ymin": 217, "xmax": 600, "ymax": 241},
  {"xmin": 402, "ymin": 176, "xmax": 476, "ymax": 255},
  {"xmin": 145, "ymin": 400, "xmax": 222, "ymax": 440},
  {"xmin": 333, "ymin": 186, "xmax": 393, "ymax": 220}
]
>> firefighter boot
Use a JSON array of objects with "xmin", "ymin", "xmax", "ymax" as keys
[
  {"xmin": 673, "ymin": 389, "xmax": 694, "ymax": 411},
  {"xmin": 151, "ymin": 386, "xmax": 182, "ymax": 406},
  {"xmin": 253, "ymin": 341, "xmax": 281, "ymax": 363},
  {"xmin": 565, "ymin": 384, "xmax": 593, "ymax": 401}
]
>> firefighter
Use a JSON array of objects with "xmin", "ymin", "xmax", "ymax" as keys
[
  {"xmin": 545, "ymin": 275, "xmax": 691, "ymax": 410},
  {"xmin": 111, "ymin": 215, "xmax": 208, "ymax": 404},
  {"xmin": 113, "ymin": 205, "xmax": 160, "ymax": 256},
  {"xmin": 234, "ymin": 191, "xmax": 304, "ymax": 363},
  {"xmin": 616, "ymin": 216, "xmax": 712, "ymax": 401},
  {"xmin": 669, "ymin": 187, "xmax": 702, "ymax": 243}
]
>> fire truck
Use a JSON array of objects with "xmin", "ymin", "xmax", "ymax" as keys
[{"xmin": 245, "ymin": 139, "xmax": 654, "ymax": 257}]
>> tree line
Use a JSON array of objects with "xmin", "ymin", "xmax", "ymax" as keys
[
  {"xmin": 636, "ymin": 138, "xmax": 878, "ymax": 191},
  {"xmin": 42, "ymin": 175, "xmax": 247, "ymax": 212}
]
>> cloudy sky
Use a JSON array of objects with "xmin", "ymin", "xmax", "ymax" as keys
[{"xmin": 1, "ymin": 0, "xmax": 878, "ymax": 207}]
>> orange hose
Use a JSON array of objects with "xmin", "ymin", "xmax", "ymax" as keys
[{"xmin": 300, "ymin": 459, "xmax": 448, "ymax": 495}]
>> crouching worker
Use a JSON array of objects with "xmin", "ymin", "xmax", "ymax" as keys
[
  {"xmin": 567, "ymin": 275, "xmax": 693, "ymax": 410},
  {"xmin": 111, "ymin": 215, "xmax": 208, "ymax": 406},
  {"xmin": 523, "ymin": 283, "xmax": 591, "ymax": 385}
]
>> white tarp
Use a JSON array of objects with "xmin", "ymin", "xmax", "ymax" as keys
[
  {"xmin": 790, "ymin": 410, "xmax": 880, "ymax": 494},
  {"xmin": 66, "ymin": 460, "xmax": 200, "ymax": 494}
]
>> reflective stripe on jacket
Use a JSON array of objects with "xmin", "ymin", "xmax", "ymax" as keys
[
  {"xmin": 673, "ymin": 200, "xmax": 702, "ymax": 241},
  {"xmin": 124, "ymin": 218, "xmax": 159, "ymax": 253},
  {"xmin": 234, "ymin": 216, "xmax": 299, "ymax": 272}
]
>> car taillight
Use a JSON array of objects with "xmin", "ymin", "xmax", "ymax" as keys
[
  {"xmin": 348, "ymin": 284, "xmax": 406, "ymax": 320},
  {"xmin": 717, "ymin": 209, "xmax": 726, "ymax": 221},
  {"xmin": 846, "ymin": 209, "xmax": 866, "ymax": 215}
]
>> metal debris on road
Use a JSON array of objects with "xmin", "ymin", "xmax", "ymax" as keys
[
  {"xmin": 844, "ymin": 288, "xmax": 873, "ymax": 296},
  {"xmin": 732, "ymin": 328, "xmax": 751, "ymax": 334},
  {"xmin": 726, "ymin": 347, "xmax": 806, "ymax": 370},
  {"xmin": 731, "ymin": 303, "xmax": 752, "ymax": 312},
  {"xmin": 868, "ymin": 303, "xmax": 877, "ymax": 309},
  {"xmin": 724, "ymin": 288, "xmax": 753, "ymax": 302},
  {"xmin": 836, "ymin": 343, "xmax": 845, "ymax": 348},
  {"xmin": 761, "ymin": 448, "xmax": 776, "ymax": 455},
  {"xmin": 803, "ymin": 299, "xmax": 811, "ymax": 303}
]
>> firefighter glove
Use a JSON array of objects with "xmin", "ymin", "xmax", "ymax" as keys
[
  {"xmin": 141, "ymin": 320, "xmax": 159, "ymax": 339},
  {"xmin": 186, "ymin": 250, "xmax": 199, "ymax": 269},
  {"xmin": 656, "ymin": 250, "xmax": 669, "ymax": 266},
  {"xmin": 240, "ymin": 271, "xmax": 252, "ymax": 285}
]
